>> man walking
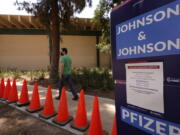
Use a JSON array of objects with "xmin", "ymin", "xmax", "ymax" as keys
[{"xmin": 56, "ymin": 48, "xmax": 78, "ymax": 100}]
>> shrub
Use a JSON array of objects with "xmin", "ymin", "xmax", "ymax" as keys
[
  {"xmin": 12, "ymin": 69, "xmax": 21, "ymax": 79},
  {"xmin": 0, "ymin": 68, "xmax": 21, "ymax": 79},
  {"xmin": 72, "ymin": 67, "xmax": 114, "ymax": 90},
  {"xmin": 0, "ymin": 68, "xmax": 114, "ymax": 90}
]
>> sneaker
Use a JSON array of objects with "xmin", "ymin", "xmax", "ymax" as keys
[
  {"xmin": 72, "ymin": 96, "xmax": 79, "ymax": 101},
  {"xmin": 55, "ymin": 96, "xmax": 60, "ymax": 100}
]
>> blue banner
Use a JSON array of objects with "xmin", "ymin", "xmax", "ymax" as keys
[
  {"xmin": 121, "ymin": 106, "xmax": 180, "ymax": 135},
  {"xmin": 116, "ymin": 0, "xmax": 180, "ymax": 59}
]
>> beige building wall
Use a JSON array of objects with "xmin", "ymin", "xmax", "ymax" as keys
[
  {"xmin": 100, "ymin": 52, "xmax": 111, "ymax": 68},
  {"xmin": 61, "ymin": 35, "xmax": 97, "ymax": 67},
  {"xmin": 0, "ymin": 35, "xmax": 49, "ymax": 70},
  {"xmin": 0, "ymin": 34, "xmax": 105, "ymax": 70}
]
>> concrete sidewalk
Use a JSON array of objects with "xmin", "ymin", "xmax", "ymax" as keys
[{"xmin": 12, "ymin": 82, "xmax": 115, "ymax": 135}]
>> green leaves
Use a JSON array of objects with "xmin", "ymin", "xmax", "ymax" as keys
[
  {"xmin": 72, "ymin": 67, "xmax": 114, "ymax": 90},
  {"xmin": 15, "ymin": 0, "xmax": 92, "ymax": 29},
  {"xmin": 96, "ymin": 42, "xmax": 111, "ymax": 53},
  {"xmin": 93, "ymin": 0, "xmax": 125, "ymax": 53}
]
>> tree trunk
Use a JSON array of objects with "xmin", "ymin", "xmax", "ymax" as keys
[
  {"xmin": 48, "ymin": 31, "xmax": 52, "ymax": 65},
  {"xmin": 50, "ymin": 0, "xmax": 60, "ymax": 83}
]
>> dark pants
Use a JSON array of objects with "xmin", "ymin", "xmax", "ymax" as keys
[{"xmin": 58, "ymin": 74, "xmax": 77, "ymax": 98}]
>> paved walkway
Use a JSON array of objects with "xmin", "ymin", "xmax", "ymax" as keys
[
  {"xmin": 0, "ymin": 103, "xmax": 76, "ymax": 135},
  {"xmin": 12, "ymin": 82, "xmax": 115, "ymax": 135}
]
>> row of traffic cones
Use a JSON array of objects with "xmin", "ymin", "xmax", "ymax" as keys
[
  {"xmin": 0, "ymin": 78, "xmax": 117, "ymax": 135},
  {"xmin": 0, "ymin": 78, "xmax": 18, "ymax": 103},
  {"xmin": 0, "ymin": 79, "xmax": 29, "ymax": 105}
]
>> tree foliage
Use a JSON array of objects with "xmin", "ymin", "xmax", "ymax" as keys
[
  {"xmin": 93, "ymin": 0, "xmax": 125, "ymax": 53},
  {"xmin": 15, "ymin": 0, "xmax": 92, "ymax": 29}
]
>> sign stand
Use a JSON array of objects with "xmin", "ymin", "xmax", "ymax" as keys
[{"xmin": 111, "ymin": 0, "xmax": 180, "ymax": 135}]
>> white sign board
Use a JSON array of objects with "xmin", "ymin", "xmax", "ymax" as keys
[{"xmin": 126, "ymin": 62, "xmax": 164, "ymax": 113}]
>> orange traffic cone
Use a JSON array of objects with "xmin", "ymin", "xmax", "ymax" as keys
[
  {"xmin": 111, "ymin": 115, "xmax": 117, "ymax": 135},
  {"xmin": 39, "ymin": 85, "xmax": 56, "ymax": 119},
  {"xmin": 71, "ymin": 89, "xmax": 89, "ymax": 131},
  {"xmin": 26, "ymin": 83, "xmax": 42, "ymax": 113},
  {"xmin": 87, "ymin": 96, "xmax": 108, "ymax": 135},
  {"xmin": 53, "ymin": 88, "xmax": 73, "ymax": 126},
  {"xmin": 0, "ymin": 78, "xmax": 5, "ymax": 99},
  {"xmin": 2, "ymin": 79, "xmax": 11, "ymax": 100},
  {"xmin": 7, "ymin": 79, "xmax": 18, "ymax": 103},
  {"xmin": 16, "ymin": 80, "xmax": 30, "ymax": 106}
]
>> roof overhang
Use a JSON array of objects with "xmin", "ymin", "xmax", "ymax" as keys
[{"xmin": 0, "ymin": 15, "xmax": 101, "ymax": 36}]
